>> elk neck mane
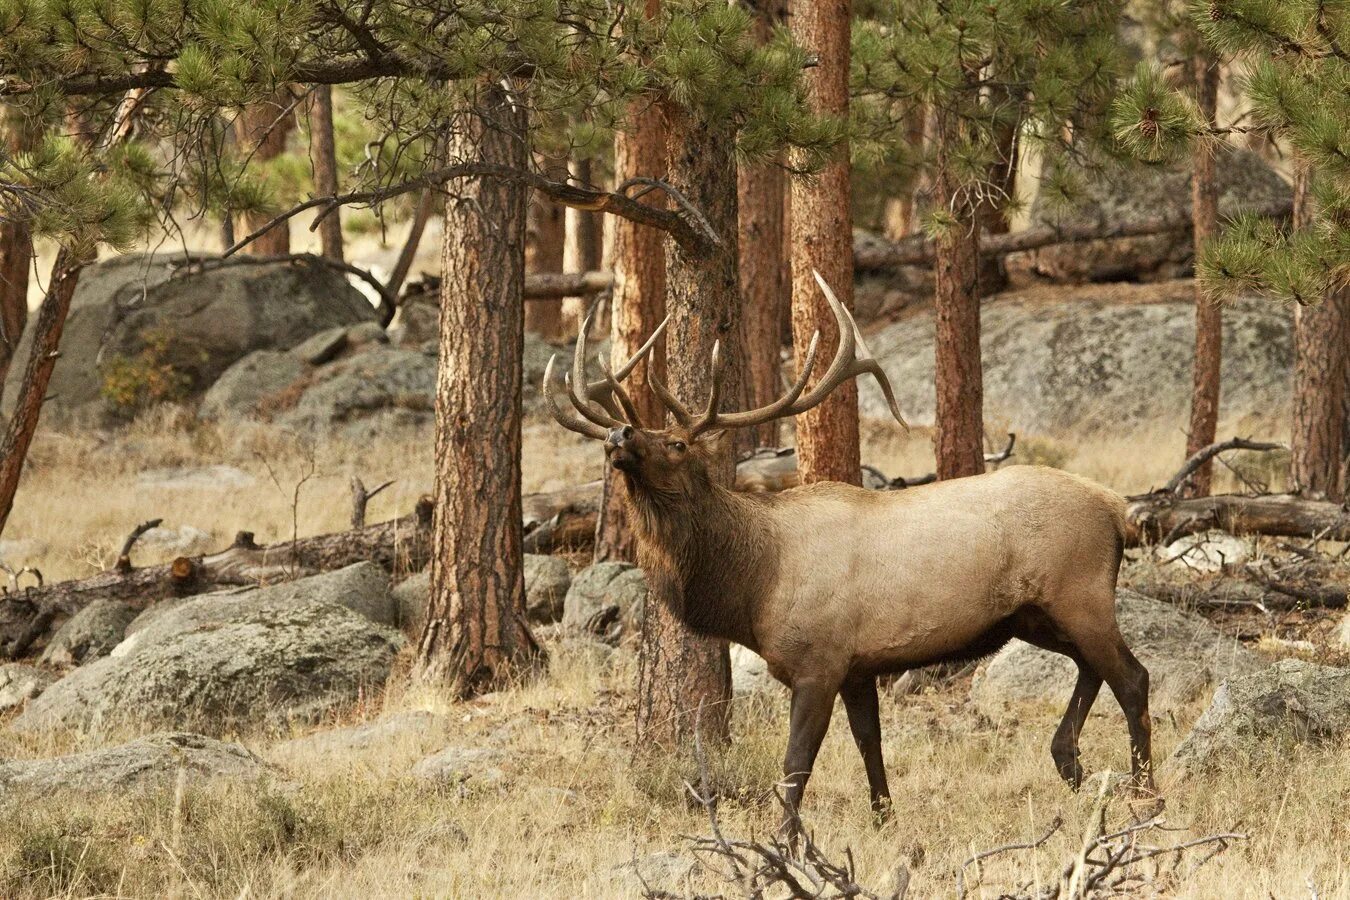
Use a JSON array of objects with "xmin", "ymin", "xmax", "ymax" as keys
[{"xmin": 620, "ymin": 471, "xmax": 778, "ymax": 649}]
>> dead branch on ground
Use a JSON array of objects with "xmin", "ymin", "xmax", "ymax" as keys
[
  {"xmin": 114, "ymin": 518, "xmax": 163, "ymax": 574},
  {"xmin": 350, "ymin": 476, "xmax": 395, "ymax": 528}
]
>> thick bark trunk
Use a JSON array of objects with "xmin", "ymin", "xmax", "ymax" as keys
[
  {"xmin": 1184, "ymin": 53, "xmax": 1222, "ymax": 497},
  {"xmin": 0, "ymin": 501, "xmax": 434, "ymax": 658},
  {"xmin": 417, "ymin": 79, "xmax": 542, "ymax": 696},
  {"xmin": 0, "ymin": 250, "xmax": 83, "ymax": 536},
  {"xmin": 634, "ymin": 101, "xmax": 737, "ymax": 749},
  {"xmin": 525, "ymin": 155, "xmax": 569, "ymax": 339},
  {"xmin": 789, "ymin": 0, "xmax": 860, "ymax": 486},
  {"xmin": 310, "ymin": 85, "xmax": 344, "ymax": 263},
  {"xmin": 0, "ymin": 110, "xmax": 34, "ymax": 397},
  {"xmin": 1290, "ymin": 156, "xmax": 1348, "ymax": 500},
  {"xmin": 932, "ymin": 116, "xmax": 985, "ymax": 480},
  {"xmin": 234, "ymin": 90, "xmax": 297, "ymax": 256},
  {"xmin": 738, "ymin": 0, "xmax": 787, "ymax": 451},
  {"xmin": 596, "ymin": 82, "xmax": 667, "ymax": 565}
]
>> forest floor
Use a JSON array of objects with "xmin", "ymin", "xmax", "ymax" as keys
[{"xmin": 1, "ymin": 412, "xmax": 1347, "ymax": 898}]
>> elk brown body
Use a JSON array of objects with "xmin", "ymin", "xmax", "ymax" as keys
[{"xmin": 545, "ymin": 272, "xmax": 1158, "ymax": 833}]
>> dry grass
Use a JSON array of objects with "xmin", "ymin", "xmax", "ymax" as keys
[{"xmin": 1, "ymin": 412, "xmax": 1343, "ymax": 898}]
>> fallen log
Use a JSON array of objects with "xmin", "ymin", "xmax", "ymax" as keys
[
  {"xmin": 1124, "ymin": 492, "xmax": 1350, "ymax": 547},
  {"xmin": 853, "ymin": 199, "xmax": 1292, "ymax": 272},
  {"xmin": 0, "ymin": 497, "xmax": 435, "ymax": 658}
]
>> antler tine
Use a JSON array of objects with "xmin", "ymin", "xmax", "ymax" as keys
[
  {"xmin": 565, "ymin": 310, "xmax": 626, "ymax": 430},
  {"xmin": 579, "ymin": 315, "xmax": 670, "ymax": 426},
  {"xmin": 542, "ymin": 355, "xmax": 611, "ymax": 441},
  {"xmin": 597, "ymin": 354, "xmax": 645, "ymax": 427},
  {"xmin": 648, "ymin": 371, "xmax": 697, "ymax": 429},
  {"xmin": 613, "ymin": 315, "xmax": 669, "ymax": 382},
  {"xmin": 689, "ymin": 330, "xmax": 821, "ymax": 435},
  {"xmin": 690, "ymin": 340, "xmax": 726, "ymax": 433}
]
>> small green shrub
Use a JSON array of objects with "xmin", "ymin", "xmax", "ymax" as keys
[{"xmin": 101, "ymin": 326, "xmax": 193, "ymax": 412}]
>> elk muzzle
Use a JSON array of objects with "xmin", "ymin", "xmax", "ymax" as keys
[{"xmin": 606, "ymin": 426, "xmax": 638, "ymax": 471}]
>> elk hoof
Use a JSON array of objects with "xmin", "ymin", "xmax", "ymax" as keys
[{"xmin": 1052, "ymin": 749, "xmax": 1083, "ymax": 790}]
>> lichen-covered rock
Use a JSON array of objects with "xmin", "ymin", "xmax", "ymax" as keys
[
  {"xmin": 272, "ymin": 710, "xmax": 451, "ymax": 762},
  {"xmin": 563, "ymin": 562, "xmax": 648, "ymax": 639},
  {"xmin": 970, "ymin": 590, "xmax": 1263, "ymax": 718},
  {"xmin": 12, "ymin": 601, "xmax": 402, "ymax": 735},
  {"xmin": 198, "ymin": 350, "xmax": 307, "ymax": 421},
  {"xmin": 0, "ymin": 733, "xmax": 268, "ymax": 793},
  {"xmin": 272, "ymin": 346, "xmax": 436, "ymax": 437},
  {"xmin": 731, "ymin": 644, "xmax": 780, "ymax": 696},
  {"xmin": 1010, "ymin": 148, "xmax": 1291, "ymax": 284},
  {"xmin": 1168, "ymin": 659, "xmax": 1350, "ymax": 775},
  {"xmin": 858, "ymin": 286, "xmax": 1291, "ymax": 434},
  {"xmin": 3, "ymin": 253, "xmax": 376, "ymax": 424},
  {"xmin": 40, "ymin": 599, "xmax": 138, "ymax": 667},
  {"xmin": 391, "ymin": 571, "xmax": 430, "ymax": 636},
  {"xmin": 524, "ymin": 554, "xmax": 571, "ymax": 624},
  {"xmin": 411, "ymin": 745, "xmax": 506, "ymax": 785},
  {"xmin": 115, "ymin": 561, "xmax": 397, "ymax": 658},
  {"xmin": 0, "ymin": 664, "xmax": 57, "ymax": 711}
]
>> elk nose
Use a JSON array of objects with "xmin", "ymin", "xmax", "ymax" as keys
[{"xmin": 606, "ymin": 425, "xmax": 634, "ymax": 446}]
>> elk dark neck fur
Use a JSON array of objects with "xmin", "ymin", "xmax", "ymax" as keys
[{"xmin": 621, "ymin": 470, "xmax": 777, "ymax": 650}]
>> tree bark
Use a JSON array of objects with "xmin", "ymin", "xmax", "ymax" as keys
[
  {"xmin": 634, "ymin": 100, "xmax": 737, "ymax": 749},
  {"xmin": 310, "ymin": 85, "xmax": 344, "ymax": 263},
  {"xmin": 234, "ymin": 90, "xmax": 297, "ymax": 256},
  {"xmin": 932, "ymin": 114, "xmax": 985, "ymax": 480},
  {"xmin": 738, "ymin": 0, "xmax": 787, "ymax": 451},
  {"xmin": 525, "ymin": 154, "xmax": 569, "ymax": 339},
  {"xmin": 596, "ymin": 71, "xmax": 667, "ymax": 565},
  {"xmin": 1290, "ymin": 156, "xmax": 1348, "ymax": 500},
  {"xmin": 789, "ymin": 0, "xmax": 860, "ymax": 486},
  {"xmin": 562, "ymin": 155, "xmax": 606, "ymax": 331},
  {"xmin": 417, "ymin": 79, "xmax": 542, "ymax": 696},
  {"xmin": 0, "ymin": 109, "xmax": 34, "ymax": 397},
  {"xmin": 1184, "ymin": 53, "xmax": 1222, "ymax": 497},
  {"xmin": 0, "ymin": 250, "xmax": 84, "ymax": 536}
]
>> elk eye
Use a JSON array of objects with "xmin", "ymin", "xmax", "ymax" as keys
[{"xmin": 670, "ymin": 441, "xmax": 687, "ymax": 452}]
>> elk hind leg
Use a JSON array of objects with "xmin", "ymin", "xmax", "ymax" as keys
[
  {"xmin": 840, "ymin": 676, "xmax": 891, "ymax": 821},
  {"xmin": 1012, "ymin": 612, "xmax": 1102, "ymax": 790}
]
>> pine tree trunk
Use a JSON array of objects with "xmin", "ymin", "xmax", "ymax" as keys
[
  {"xmin": 595, "ymin": 79, "xmax": 667, "ymax": 565},
  {"xmin": 1185, "ymin": 53, "xmax": 1221, "ymax": 497},
  {"xmin": 0, "ymin": 250, "xmax": 83, "ymax": 536},
  {"xmin": 310, "ymin": 85, "xmax": 344, "ymax": 263},
  {"xmin": 0, "ymin": 110, "xmax": 34, "ymax": 397},
  {"xmin": 386, "ymin": 189, "xmax": 436, "ymax": 300},
  {"xmin": 635, "ymin": 101, "xmax": 737, "ymax": 749},
  {"xmin": 416, "ymin": 79, "xmax": 542, "ymax": 696},
  {"xmin": 562, "ymin": 156, "xmax": 605, "ymax": 331},
  {"xmin": 234, "ymin": 90, "xmax": 296, "ymax": 256},
  {"xmin": 739, "ymin": 0, "xmax": 787, "ymax": 451},
  {"xmin": 932, "ymin": 116, "xmax": 985, "ymax": 480},
  {"xmin": 789, "ymin": 0, "xmax": 860, "ymax": 486},
  {"xmin": 525, "ymin": 155, "xmax": 569, "ymax": 340},
  {"xmin": 1291, "ymin": 156, "xmax": 1349, "ymax": 500}
]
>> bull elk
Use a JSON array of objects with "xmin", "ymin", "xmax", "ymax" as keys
[{"xmin": 543, "ymin": 272, "xmax": 1159, "ymax": 831}]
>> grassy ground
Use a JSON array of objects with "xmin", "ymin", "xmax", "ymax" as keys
[{"xmin": 1, "ymin": 413, "xmax": 1346, "ymax": 898}]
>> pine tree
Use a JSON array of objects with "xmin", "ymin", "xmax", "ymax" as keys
[
  {"xmin": 1115, "ymin": 0, "xmax": 1350, "ymax": 498},
  {"xmin": 309, "ymin": 85, "xmax": 344, "ymax": 262},
  {"xmin": 854, "ymin": 0, "xmax": 1125, "ymax": 479}
]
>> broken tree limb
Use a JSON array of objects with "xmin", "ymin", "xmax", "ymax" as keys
[
  {"xmin": 1124, "ymin": 492, "xmax": 1350, "ymax": 547},
  {"xmin": 1156, "ymin": 437, "xmax": 1285, "ymax": 496},
  {"xmin": 852, "ymin": 199, "xmax": 1292, "ymax": 272},
  {"xmin": 350, "ymin": 476, "xmax": 394, "ymax": 529},
  {"xmin": 0, "ymin": 497, "xmax": 434, "ymax": 658},
  {"xmin": 114, "ymin": 518, "xmax": 162, "ymax": 574}
]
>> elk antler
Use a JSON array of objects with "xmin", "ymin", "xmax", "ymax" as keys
[
  {"xmin": 542, "ymin": 312, "xmax": 669, "ymax": 441},
  {"xmin": 649, "ymin": 270, "xmax": 907, "ymax": 437}
]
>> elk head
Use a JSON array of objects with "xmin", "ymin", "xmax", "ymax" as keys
[{"xmin": 542, "ymin": 271, "xmax": 907, "ymax": 499}]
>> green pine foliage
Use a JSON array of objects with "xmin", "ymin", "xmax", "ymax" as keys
[
  {"xmin": 1112, "ymin": 0, "xmax": 1350, "ymax": 304},
  {"xmin": 0, "ymin": 0, "xmax": 837, "ymax": 249},
  {"xmin": 852, "ymin": 0, "xmax": 1126, "ymax": 231}
]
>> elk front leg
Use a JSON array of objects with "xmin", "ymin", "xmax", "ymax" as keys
[
  {"xmin": 840, "ymin": 676, "xmax": 891, "ymax": 821},
  {"xmin": 780, "ymin": 678, "xmax": 837, "ymax": 844}
]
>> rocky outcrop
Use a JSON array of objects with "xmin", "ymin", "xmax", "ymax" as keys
[
  {"xmin": 5, "ymin": 253, "xmax": 377, "ymax": 424},
  {"xmin": 0, "ymin": 664, "xmax": 56, "ymax": 711},
  {"xmin": 13, "ymin": 601, "xmax": 402, "ymax": 735},
  {"xmin": 40, "ymin": 599, "xmax": 138, "ymax": 667},
  {"xmin": 411, "ymin": 745, "xmax": 507, "ymax": 786},
  {"xmin": 0, "ymin": 733, "xmax": 268, "ymax": 793},
  {"xmin": 1009, "ymin": 148, "xmax": 1291, "ymax": 284},
  {"xmin": 1168, "ymin": 659, "xmax": 1350, "ymax": 775},
  {"xmin": 562, "ymin": 562, "xmax": 648, "ymax": 640},
  {"xmin": 970, "ymin": 590, "xmax": 1263, "ymax": 718},
  {"xmin": 858, "ymin": 284, "xmax": 1291, "ymax": 433}
]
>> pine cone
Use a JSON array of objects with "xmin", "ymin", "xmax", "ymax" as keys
[
  {"xmin": 1139, "ymin": 111, "xmax": 1159, "ymax": 140},
  {"xmin": 1207, "ymin": 2, "xmax": 1223, "ymax": 21}
]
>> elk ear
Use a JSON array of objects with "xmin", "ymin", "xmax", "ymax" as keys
[{"xmin": 698, "ymin": 429, "xmax": 731, "ymax": 456}]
